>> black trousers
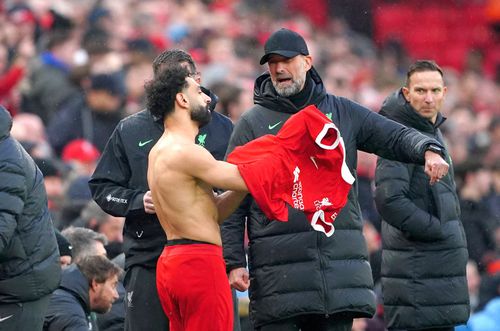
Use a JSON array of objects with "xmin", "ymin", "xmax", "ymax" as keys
[
  {"xmin": 124, "ymin": 266, "xmax": 169, "ymax": 331},
  {"xmin": 123, "ymin": 265, "xmax": 241, "ymax": 331},
  {"xmin": 0, "ymin": 294, "xmax": 51, "ymax": 331},
  {"xmin": 257, "ymin": 313, "xmax": 353, "ymax": 331}
]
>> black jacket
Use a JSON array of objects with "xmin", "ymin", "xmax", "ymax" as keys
[
  {"xmin": 89, "ymin": 105, "xmax": 232, "ymax": 270},
  {"xmin": 221, "ymin": 68, "xmax": 441, "ymax": 327},
  {"xmin": 0, "ymin": 106, "xmax": 61, "ymax": 303},
  {"xmin": 374, "ymin": 90, "xmax": 469, "ymax": 329},
  {"xmin": 44, "ymin": 264, "xmax": 96, "ymax": 331}
]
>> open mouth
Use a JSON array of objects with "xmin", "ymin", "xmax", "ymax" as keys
[{"xmin": 277, "ymin": 77, "xmax": 292, "ymax": 84}]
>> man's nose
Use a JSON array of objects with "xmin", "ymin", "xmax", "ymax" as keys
[
  {"xmin": 205, "ymin": 95, "xmax": 212, "ymax": 105},
  {"xmin": 424, "ymin": 91, "xmax": 434, "ymax": 103},
  {"xmin": 275, "ymin": 62, "xmax": 286, "ymax": 72}
]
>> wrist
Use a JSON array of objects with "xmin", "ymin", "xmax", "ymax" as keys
[{"xmin": 425, "ymin": 144, "xmax": 445, "ymax": 158}]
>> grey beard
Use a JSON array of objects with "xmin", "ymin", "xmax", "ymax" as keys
[{"xmin": 273, "ymin": 77, "xmax": 305, "ymax": 97}]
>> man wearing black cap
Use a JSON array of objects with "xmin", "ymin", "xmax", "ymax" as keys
[{"xmin": 221, "ymin": 28, "xmax": 451, "ymax": 330}]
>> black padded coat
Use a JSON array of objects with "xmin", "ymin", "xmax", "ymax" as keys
[
  {"xmin": 375, "ymin": 90, "xmax": 469, "ymax": 330},
  {"xmin": 222, "ymin": 69, "xmax": 443, "ymax": 328}
]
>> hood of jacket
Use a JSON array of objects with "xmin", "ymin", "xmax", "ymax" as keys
[
  {"xmin": 380, "ymin": 89, "xmax": 446, "ymax": 132},
  {"xmin": 0, "ymin": 106, "xmax": 12, "ymax": 141},
  {"xmin": 254, "ymin": 66, "xmax": 326, "ymax": 114},
  {"xmin": 60, "ymin": 264, "xmax": 91, "ymax": 315}
]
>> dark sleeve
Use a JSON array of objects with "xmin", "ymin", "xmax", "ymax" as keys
[
  {"xmin": 352, "ymin": 103, "xmax": 441, "ymax": 164},
  {"xmin": 374, "ymin": 158, "xmax": 444, "ymax": 241},
  {"xmin": 221, "ymin": 116, "xmax": 254, "ymax": 271},
  {"xmin": 0, "ymin": 162, "xmax": 25, "ymax": 253},
  {"xmin": 44, "ymin": 295, "xmax": 91, "ymax": 331},
  {"xmin": 45, "ymin": 314, "xmax": 90, "ymax": 331},
  {"xmin": 89, "ymin": 127, "xmax": 145, "ymax": 217}
]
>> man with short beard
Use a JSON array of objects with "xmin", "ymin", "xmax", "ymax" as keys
[
  {"xmin": 44, "ymin": 255, "xmax": 122, "ymax": 331},
  {"xmin": 146, "ymin": 66, "xmax": 248, "ymax": 331},
  {"xmin": 222, "ymin": 28, "xmax": 451, "ymax": 331}
]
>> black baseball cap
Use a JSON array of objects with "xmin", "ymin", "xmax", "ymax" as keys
[{"xmin": 259, "ymin": 28, "xmax": 309, "ymax": 65}]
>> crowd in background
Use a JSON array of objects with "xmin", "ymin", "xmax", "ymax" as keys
[{"xmin": 0, "ymin": 0, "xmax": 499, "ymax": 330}]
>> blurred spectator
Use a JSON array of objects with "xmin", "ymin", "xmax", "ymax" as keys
[
  {"xmin": 466, "ymin": 260, "xmax": 482, "ymax": 313},
  {"xmin": 210, "ymin": 81, "xmax": 249, "ymax": 122},
  {"xmin": 10, "ymin": 112, "xmax": 53, "ymax": 158},
  {"xmin": 0, "ymin": 37, "xmax": 34, "ymax": 115},
  {"xmin": 484, "ymin": 116, "xmax": 500, "ymax": 167},
  {"xmin": 43, "ymin": 255, "xmax": 122, "ymax": 331},
  {"xmin": 123, "ymin": 38, "xmax": 155, "ymax": 115},
  {"xmin": 61, "ymin": 226, "xmax": 108, "ymax": 264},
  {"xmin": 74, "ymin": 201, "xmax": 125, "ymax": 260},
  {"xmin": 465, "ymin": 297, "xmax": 500, "ymax": 331},
  {"xmin": 21, "ymin": 27, "xmax": 81, "ymax": 125},
  {"xmin": 61, "ymin": 138, "xmax": 101, "ymax": 176},
  {"xmin": 351, "ymin": 318, "xmax": 368, "ymax": 331},
  {"xmin": 486, "ymin": 160, "xmax": 500, "ymax": 218},
  {"xmin": 34, "ymin": 156, "xmax": 68, "ymax": 227},
  {"xmin": 47, "ymin": 72, "xmax": 125, "ymax": 155},
  {"xmin": 59, "ymin": 175, "xmax": 94, "ymax": 230},
  {"xmin": 357, "ymin": 151, "xmax": 380, "ymax": 229},
  {"xmin": 362, "ymin": 220, "xmax": 382, "ymax": 286},
  {"xmin": 55, "ymin": 229, "xmax": 73, "ymax": 269},
  {"xmin": 0, "ymin": 105, "xmax": 61, "ymax": 330},
  {"xmin": 457, "ymin": 161, "xmax": 497, "ymax": 270}
]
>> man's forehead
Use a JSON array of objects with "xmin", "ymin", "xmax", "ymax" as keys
[
  {"xmin": 103, "ymin": 273, "xmax": 119, "ymax": 284},
  {"xmin": 185, "ymin": 76, "xmax": 199, "ymax": 88},
  {"xmin": 409, "ymin": 71, "xmax": 444, "ymax": 87}
]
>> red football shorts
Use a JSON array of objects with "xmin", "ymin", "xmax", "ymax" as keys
[{"xmin": 156, "ymin": 243, "xmax": 233, "ymax": 331}]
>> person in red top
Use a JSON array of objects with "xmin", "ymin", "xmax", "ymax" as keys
[{"xmin": 0, "ymin": 38, "xmax": 34, "ymax": 115}]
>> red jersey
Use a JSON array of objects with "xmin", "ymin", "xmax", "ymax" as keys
[{"xmin": 227, "ymin": 105, "xmax": 354, "ymax": 237}]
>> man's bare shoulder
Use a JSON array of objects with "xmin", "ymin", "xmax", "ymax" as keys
[{"xmin": 152, "ymin": 138, "xmax": 212, "ymax": 168}]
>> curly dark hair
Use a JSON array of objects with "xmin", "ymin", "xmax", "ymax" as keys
[{"xmin": 145, "ymin": 66, "xmax": 189, "ymax": 122}]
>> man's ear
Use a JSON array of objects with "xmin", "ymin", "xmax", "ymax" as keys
[
  {"xmin": 90, "ymin": 278, "xmax": 99, "ymax": 292},
  {"xmin": 176, "ymin": 92, "xmax": 188, "ymax": 108},
  {"xmin": 304, "ymin": 55, "xmax": 313, "ymax": 71},
  {"xmin": 402, "ymin": 87, "xmax": 410, "ymax": 102}
]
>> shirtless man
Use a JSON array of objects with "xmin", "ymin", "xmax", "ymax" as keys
[{"xmin": 146, "ymin": 66, "xmax": 248, "ymax": 331}]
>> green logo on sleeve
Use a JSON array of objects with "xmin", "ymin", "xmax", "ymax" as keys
[
  {"xmin": 138, "ymin": 139, "xmax": 153, "ymax": 147},
  {"xmin": 268, "ymin": 121, "xmax": 282, "ymax": 130},
  {"xmin": 325, "ymin": 113, "xmax": 332, "ymax": 121},
  {"xmin": 197, "ymin": 134, "xmax": 207, "ymax": 146}
]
